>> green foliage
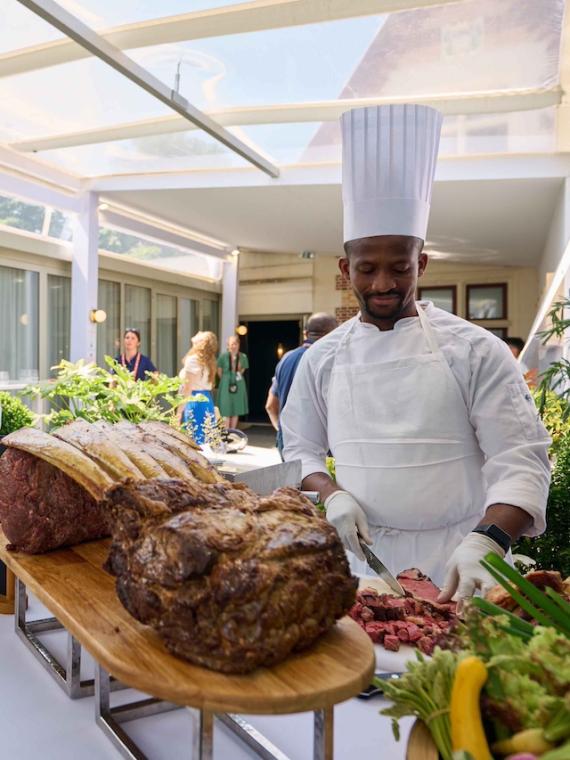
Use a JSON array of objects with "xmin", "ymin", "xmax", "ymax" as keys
[
  {"xmin": 537, "ymin": 298, "xmax": 570, "ymax": 413},
  {"xmin": 535, "ymin": 389, "xmax": 570, "ymax": 459},
  {"xmin": 0, "ymin": 391, "xmax": 34, "ymax": 435},
  {"xmin": 514, "ymin": 431, "xmax": 570, "ymax": 577},
  {"xmin": 22, "ymin": 358, "xmax": 189, "ymax": 430}
]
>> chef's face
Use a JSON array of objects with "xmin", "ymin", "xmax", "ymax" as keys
[{"xmin": 340, "ymin": 236, "xmax": 427, "ymax": 327}]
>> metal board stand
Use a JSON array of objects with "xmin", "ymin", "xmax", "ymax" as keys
[
  {"xmin": 14, "ymin": 578, "xmax": 122, "ymax": 699},
  {"xmin": 95, "ymin": 665, "xmax": 334, "ymax": 760}
]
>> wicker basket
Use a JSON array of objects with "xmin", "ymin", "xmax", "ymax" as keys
[{"xmin": 406, "ymin": 720, "xmax": 439, "ymax": 760}]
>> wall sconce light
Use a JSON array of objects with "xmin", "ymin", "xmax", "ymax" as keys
[
  {"xmin": 98, "ymin": 202, "xmax": 109, "ymax": 212},
  {"xmin": 89, "ymin": 308, "xmax": 107, "ymax": 324},
  {"xmin": 276, "ymin": 342, "xmax": 285, "ymax": 359},
  {"xmin": 236, "ymin": 324, "xmax": 248, "ymax": 336},
  {"xmin": 230, "ymin": 248, "xmax": 240, "ymax": 257}
]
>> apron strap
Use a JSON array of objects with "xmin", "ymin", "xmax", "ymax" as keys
[{"xmin": 416, "ymin": 302, "xmax": 440, "ymax": 354}]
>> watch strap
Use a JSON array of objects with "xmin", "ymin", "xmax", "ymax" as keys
[{"xmin": 472, "ymin": 523, "xmax": 511, "ymax": 552}]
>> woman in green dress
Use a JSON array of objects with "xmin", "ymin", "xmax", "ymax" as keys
[{"xmin": 217, "ymin": 335, "xmax": 249, "ymax": 428}]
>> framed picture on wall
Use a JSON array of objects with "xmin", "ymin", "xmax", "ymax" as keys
[
  {"xmin": 418, "ymin": 285, "xmax": 457, "ymax": 314},
  {"xmin": 467, "ymin": 283, "xmax": 507, "ymax": 320},
  {"xmin": 485, "ymin": 327, "xmax": 507, "ymax": 338}
]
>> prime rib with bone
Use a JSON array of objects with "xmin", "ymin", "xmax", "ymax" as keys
[
  {"xmin": 0, "ymin": 420, "xmax": 221, "ymax": 553},
  {"xmin": 103, "ymin": 479, "xmax": 357, "ymax": 673},
  {"xmin": 350, "ymin": 569, "xmax": 457, "ymax": 655}
]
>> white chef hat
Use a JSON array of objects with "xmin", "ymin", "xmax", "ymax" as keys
[{"xmin": 341, "ymin": 104, "xmax": 443, "ymax": 244}]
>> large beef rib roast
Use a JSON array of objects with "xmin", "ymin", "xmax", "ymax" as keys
[
  {"xmin": 104, "ymin": 479, "xmax": 358, "ymax": 674},
  {"xmin": 0, "ymin": 420, "xmax": 221, "ymax": 553}
]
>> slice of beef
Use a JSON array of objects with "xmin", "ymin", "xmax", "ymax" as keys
[
  {"xmin": 0, "ymin": 449, "xmax": 108, "ymax": 553},
  {"xmin": 397, "ymin": 568, "xmax": 442, "ymax": 603},
  {"xmin": 104, "ymin": 481, "xmax": 357, "ymax": 674}
]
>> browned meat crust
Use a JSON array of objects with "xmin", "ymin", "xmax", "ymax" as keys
[{"xmin": 104, "ymin": 481, "xmax": 358, "ymax": 673}]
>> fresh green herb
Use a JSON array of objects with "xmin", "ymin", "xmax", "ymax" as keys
[
  {"xmin": 380, "ymin": 649, "xmax": 462, "ymax": 760},
  {"xmin": 481, "ymin": 554, "xmax": 570, "ymax": 638}
]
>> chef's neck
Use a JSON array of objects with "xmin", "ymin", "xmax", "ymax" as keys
[
  {"xmin": 361, "ymin": 300, "xmax": 419, "ymax": 331},
  {"xmin": 124, "ymin": 348, "xmax": 139, "ymax": 360}
]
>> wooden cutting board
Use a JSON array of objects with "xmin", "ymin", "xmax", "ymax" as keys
[{"xmin": 0, "ymin": 532, "xmax": 375, "ymax": 715}]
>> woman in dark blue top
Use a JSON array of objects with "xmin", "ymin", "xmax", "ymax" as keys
[{"xmin": 115, "ymin": 328, "xmax": 157, "ymax": 381}]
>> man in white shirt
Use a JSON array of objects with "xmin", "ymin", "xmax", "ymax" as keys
[{"xmin": 281, "ymin": 104, "xmax": 551, "ymax": 601}]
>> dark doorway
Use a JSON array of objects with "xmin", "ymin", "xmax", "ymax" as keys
[{"xmin": 241, "ymin": 319, "xmax": 301, "ymax": 422}]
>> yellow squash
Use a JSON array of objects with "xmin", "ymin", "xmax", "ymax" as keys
[{"xmin": 450, "ymin": 655, "xmax": 493, "ymax": 760}]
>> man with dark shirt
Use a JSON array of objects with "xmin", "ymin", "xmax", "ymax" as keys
[{"xmin": 265, "ymin": 312, "xmax": 337, "ymax": 458}]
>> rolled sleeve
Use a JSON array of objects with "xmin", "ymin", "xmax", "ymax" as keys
[
  {"xmin": 469, "ymin": 341, "xmax": 551, "ymax": 536},
  {"xmin": 281, "ymin": 353, "xmax": 330, "ymax": 480}
]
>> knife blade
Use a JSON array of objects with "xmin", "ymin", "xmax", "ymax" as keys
[{"xmin": 359, "ymin": 541, "xmax": 406, "ymax": 597}]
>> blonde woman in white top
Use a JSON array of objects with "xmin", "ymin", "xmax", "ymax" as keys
[{"xmin": 179, "ymin": 331, "xmax": 218, "ymax": 445}]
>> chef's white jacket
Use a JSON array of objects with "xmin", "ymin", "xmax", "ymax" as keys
[{"xmin": 281, "ymin": 303, "xmax": 550, "ymax": 535}]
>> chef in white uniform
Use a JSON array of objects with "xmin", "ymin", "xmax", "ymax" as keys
[{"xmin": 281, "ymin": 104, "xmax": 551, "ymax": 601}]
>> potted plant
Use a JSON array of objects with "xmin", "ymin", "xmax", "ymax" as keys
[{"xmin": 0, "ymin": 390, "xmax": 34, "ymax": 455}]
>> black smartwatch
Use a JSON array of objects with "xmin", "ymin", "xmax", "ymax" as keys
[{"xmin": 472, "ymin": 523, "xmax": 512, "ymax": 553}]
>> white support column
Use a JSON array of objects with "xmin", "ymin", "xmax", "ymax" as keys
[
  {"xmin": 221, "ymin": 255, "xmax": 239, "ymax": 349},
  {"xmin": 70, "ymin": 192, "xmax": 99, "ymax": 363}
]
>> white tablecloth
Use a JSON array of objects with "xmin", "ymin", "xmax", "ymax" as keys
[{"xmin": 0, "ymin": 593, "xmax": 413, "ymax": 759}]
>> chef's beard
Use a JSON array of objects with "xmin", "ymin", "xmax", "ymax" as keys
[{"xmin": 361, "ymin": 291, "xmax": 406, "ymax": 321}]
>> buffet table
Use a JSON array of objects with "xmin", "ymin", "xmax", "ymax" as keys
[{"xmin": 0, "ymin": 534, "xmax": 414, "ymax": 759}]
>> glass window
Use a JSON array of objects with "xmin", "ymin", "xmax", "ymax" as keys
[
  {"xmin": 178, "ymin": 297, "xmax": 200, "ymax": 371},
  {"xmin": 97, "ymin": 280, "xmax": 121, "ymax": 369},
  {"xmin": 0, "ymin": 194, "xmax": 45, "ymax": 235},
  {"xmin": 156, "ymin": 294, "xmax": 177, "ymax": 377},
  {"xmin": 201, "ymin": 300, "xmax": 219, "ymax": 337},
  {"xmin": 124, "ymin": 284, "xmax": 151, "ymax": 357},
  {"xmin": 47, "ymin": 275, "xmax": 71, "ymax": 375},
  {"xmin": 0, "ymin": 265, "xmax": 38, "ymax": 384}
]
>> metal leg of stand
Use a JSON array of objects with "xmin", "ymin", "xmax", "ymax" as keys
[
  {"xmin": 190, "ymin": 708, "xmax": 214, "ymax": 760},
  {"xmin": 313, "ymin": 708, "xmax": 334, "ymax": 760},
  {"xmin": 13, "ymin": 578, "xmax": 123, "ymax": 699},
  {"xmin": 218, "ymin": 714, "xmax": 291, "ymax": 760},
  {"xmin": 95, "ymin": 664, "xmax": 182, "ymax": 760}
]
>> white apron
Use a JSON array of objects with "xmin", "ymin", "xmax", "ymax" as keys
[{"xmin": 327, "ymin": 304, "xmax": 485, "ymax": 586}]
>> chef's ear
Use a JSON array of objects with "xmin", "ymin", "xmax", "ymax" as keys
[{"xmin": 338, "ymin": 256, "xmax": 350, "ymax": 279}]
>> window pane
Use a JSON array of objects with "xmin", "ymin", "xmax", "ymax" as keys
[
  {"xmin": 178, "ymin": 298, "xmax": 200, "ymax": 372},
  {"xmin": 202, "ymin": 300, "xmax": 219, "ymax": 337},
  {"xmin": 47, "ymin": 275, "xmax": 70, "ymax": 376},
  {"xmin": 156, "ymin": 294, "xmax": 177, "ymax": 377},
  {"xmin": 0, "ymin": 194, "xmax": 45, "ymax": 234},
  {"xmin": 0, "ymin": 265, "xmax": 38, "ymax": 383},
  {"xmin": 97, "ymin": 280, "xmax": 121, "ymax": 369},
  {"xmin": 124, "ymin": 285, "xmax": 151, "ymax": 357}
]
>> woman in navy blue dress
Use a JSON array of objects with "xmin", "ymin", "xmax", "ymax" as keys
[{"xmin": 115, "ymin": 328, "xmax": 157, "ymax": 381}]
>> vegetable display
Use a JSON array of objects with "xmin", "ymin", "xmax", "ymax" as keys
[{"xmin": 381, "ymin": 554, "xmax": 570, "ymax": 760}]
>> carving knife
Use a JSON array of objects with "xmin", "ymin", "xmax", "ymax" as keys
[{"xmin": 359, "ymin": 541, "xmax": 406, "ymax": 597}]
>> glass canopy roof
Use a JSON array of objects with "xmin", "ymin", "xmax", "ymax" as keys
[{"xmin": 0, "ymin": 0, "xmax": 565, "ymax": 180}]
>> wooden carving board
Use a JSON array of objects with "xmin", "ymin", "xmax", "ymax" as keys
[{"xmin": 0, "ymin": 532, "xmax": 375, "ymax": 715}]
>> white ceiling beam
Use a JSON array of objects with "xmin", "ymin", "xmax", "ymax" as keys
[
  {"xmin": 1, "ymin": 0, "xmax": 462, "ymax": 78},
  {"xmin": 100, "ymin": 209, "xmax": 232, "ymax": 261},
  {"xmin": 16, "ymin": 0, "xmax": 280, "ymax": 178},
  {"xmin": 0, "ymin": 144, "xmax": 80, "ymax": 190},
  {"xmin": 85, "ymin": 153, "xmax": 570, "ymax": 193},
  {"xmin": 0, "ymin": 170, "xmax": 81, "ymax": 212},
  {"xmin": 12, "ymin": 87, "xmax": 562, "ymax": 154}
]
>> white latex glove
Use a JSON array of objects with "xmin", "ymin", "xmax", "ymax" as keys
[
  {"xmin": 438, "ymin": 532, "xmax": 506, "ymax": 603},
  {"xmin": 324, "ymin": 490, "xmax": 372, "ymax": 561}
]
